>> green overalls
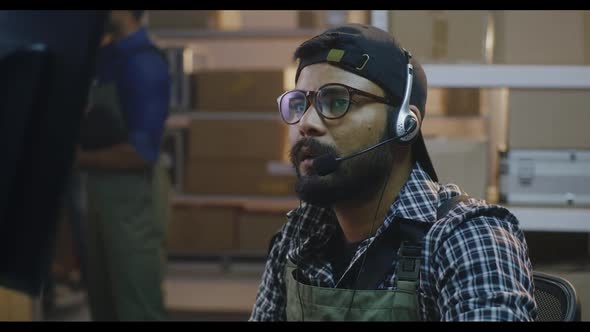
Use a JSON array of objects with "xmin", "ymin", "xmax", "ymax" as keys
[
  {"xmin": 285, "ymin": 250, "xmax": 421, "ymax": 320},
  {"xmin": 81, "ymin": 61, "xmax": 170, "ymax": 321},
  {"xmin": 283, "ymin": 195, "xmax": 469, "ymax": 321}
]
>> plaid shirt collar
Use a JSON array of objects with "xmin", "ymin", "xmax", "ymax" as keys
[{"xmin": 286, "ymin": 162, "xmax": 440, "ymax": 264}]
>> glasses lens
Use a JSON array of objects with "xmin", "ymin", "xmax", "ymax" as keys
[
  {"xmin": 317, "ymin": 85, "xmax": 350, "ymax": 119},
  {"xmin": 279, "ymin": 91, "xmax": 307, "ymax": 124}
]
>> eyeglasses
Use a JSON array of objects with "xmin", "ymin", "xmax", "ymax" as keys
[{"xmin": 277, "ymin": 83, "xmax": 396, "ymax": 125}]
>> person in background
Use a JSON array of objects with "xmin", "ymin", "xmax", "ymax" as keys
[
  {"xmin": 77, "ymin": 10, "xmax": 171, "ymax": 321},
  {"xmin": 250, "ymin": 24, "xmax": 537, "ymax": 321},
  {"xmin": 40, "ymin": 31, "xmax": 116, "ymax": 311}
]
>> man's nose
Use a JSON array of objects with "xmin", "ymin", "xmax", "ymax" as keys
[{"xmin": 297, "ymin": 105, "xmax": 327, "ymax": 138}]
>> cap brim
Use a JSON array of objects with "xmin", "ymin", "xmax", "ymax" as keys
[{"xmin": 412, "ymin": 131, "xmax": 438, "ymax": 182}]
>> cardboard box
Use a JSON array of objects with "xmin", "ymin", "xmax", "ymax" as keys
[
  {"xmin": 347, "ymin": 11, "xmax": 370, "ymax": 25},
  {"xmin": 216, "ymin": 11, "xmax": 241, "ymax": 31},
  {"xmin": 184, "ymin": 159, "xmax": 296, "ymax": 196},
  {"xmin": 188, "ymin": 118, "xmax": 289, "ymax": 160},
  {"xmin": 422, "ymin": 116, "xmax": 487, "ymax": 140},
  {"xmin": 237, "ymin": 211, "xmax": 287, "ymax": 252},
  {"xmin": 425, "ymin": 88, "xmax": 448, "ymax": 116},
  {"xmin": 148, "ymin": 10, "xmax": 217, "ymax": 30},
  {"xmin": 0, "ymin": 287, "xmax": 33, "ymax": 321},
  {"xmin": 425, "ymin": 137, "xmax": 488, "ymax": 199},
  {"xmin": 190, "ymin": 70, "xmax": 285, "ymax": 111},
  {"xmin": 493, "ymin": 11, "xmax": 590, "ymax": 65},
  {"xmin": 240, "ymin": 11, "xmax": 298, "ymax": 30},
  {"xmin": 507, "ymin": 89, "xmax": 590, "ymax": 149},
  {"xmin": 446, "ymin": 88, "xmax": 481, "ymax": 116},
  {"xmin": 298, "ymin": 11, "xmax": 326, "ymax": 29},
  {"xmin": 167, "ymin": 39, "xmax": 308, "ymax": 71},
  {"xmin": 426, "ymin": 88, "xmax": 481, "ymax": 116},
  {"xmin": 217, "ymin": 11, "xmax": 299, "ymax": 31},
  {"xmin": 389, "ymin": 11, "xmax": 490, "ymax": 63},
  {"xmin": 168, "ymin": 205, "xmax": 237, "ymax": 253}
]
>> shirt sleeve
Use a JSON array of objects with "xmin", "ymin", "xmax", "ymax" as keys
[
  {"xmin": 431, "ymin": 215, "xmax": 538, "ymax": 321},
  {"xmin": 249, "ymin": 231, "xmax": 289, "ymax": 321},
  {"xmin": 117, "ymin": 51, "xmax": 170, "ymax": 163}
]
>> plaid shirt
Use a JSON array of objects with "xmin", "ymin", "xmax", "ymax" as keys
[{"xmin": 250, "ymin": 163, "xmax": 538, "ymax": 321}]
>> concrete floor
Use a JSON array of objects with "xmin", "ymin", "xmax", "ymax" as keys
[
  {"xmin": 43, "ymin": 259, "xmax": 590, "ymax": 321},
  {"xmin": 43, "ymin": 262, "xmax": 264, "ymax": 321}
]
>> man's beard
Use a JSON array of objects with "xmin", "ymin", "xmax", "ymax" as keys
[{"xmin": 290, "ymin": 134, "xmax": 395, "ymax": 207}]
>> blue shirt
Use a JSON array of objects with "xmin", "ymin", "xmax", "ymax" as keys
[{"xmin": 95, "ymin": 27, "xmax": 170, "ymax": 163}]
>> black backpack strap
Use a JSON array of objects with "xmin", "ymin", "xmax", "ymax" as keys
[
  {"xmin": 342, "ymin": 194, "xmax": 471, "ymax": 289},
  {"xmin": 395, "ymin": 194, "xmax": 471, "ymax": 284},
  {"xmin": 395, "ymin": 220, "xmax": 431, "ymax": 283},
  {"xmin": 337, "ymin": 219, "xmax": 403, "ymax": 289}
]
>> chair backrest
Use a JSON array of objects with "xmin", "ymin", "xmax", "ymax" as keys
[{"xmin": 533, "ymin": 271, "xmax": 581, "ymax": 321}]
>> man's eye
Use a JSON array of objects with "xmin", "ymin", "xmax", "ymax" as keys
[
  {"xmin": 290, "ymin": 101, "xmax": 306, "ymax": 112},
  {"xmin": 333, "ymin": 99, "xmax": 349, "ymax": 110}
]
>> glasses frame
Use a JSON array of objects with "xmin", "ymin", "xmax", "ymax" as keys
[{"xmin": 277, "ymin": 83, "xmax": 396, "ymax": 125}]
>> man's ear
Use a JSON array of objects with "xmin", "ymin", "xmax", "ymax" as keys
[{"xmin": 409, "ymin": 105, "xmax": 422, "ymax": 128}]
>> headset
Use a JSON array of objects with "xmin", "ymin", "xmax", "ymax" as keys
[{"xmin": 390, "ymin": 49, "xmax": 420, "ymax": 144}]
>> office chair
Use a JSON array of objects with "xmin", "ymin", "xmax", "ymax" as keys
[{"xmin": 534, "ymin": 271, "xmax": 581, "ymax": 321}]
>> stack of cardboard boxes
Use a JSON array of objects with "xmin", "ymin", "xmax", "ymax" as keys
[
  {"xmin": 392, "ymin": 10, "xmax": 590, "ymax": 204},
  {"xmin": 150, "ymin": 11, "xmax": 314, "ymax": 256},
  {"xmin": 149, "ymin": 10, "xmax": 324, "ymax": 32},
  {"xmin": 389, "ymin": 11, "xmax": 493, "ymax": 64},
  {"xmin": 494, "ymin": 11, "xmax": 590, "ymax": 207},
  {"xmin": 184, "ymin": 115, "xmax": 293, "ymax": 196},
  {"xmin": 168, "ymin": 75, "xmax": 297, "ymax": 254}
]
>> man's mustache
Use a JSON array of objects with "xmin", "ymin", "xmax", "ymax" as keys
[{"xmin": 289, "ymin": 138, "xmax": 339, "ymax": 168}]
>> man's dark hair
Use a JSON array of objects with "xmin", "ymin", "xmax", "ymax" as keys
[{"xmin": 131, "ymin": 10, "xmax": 145, "ymax": 21}]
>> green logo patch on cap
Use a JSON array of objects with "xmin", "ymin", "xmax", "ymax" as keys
[{"xmin": 326, "ymin": 49, "xmax": 345, "ymax": 63}]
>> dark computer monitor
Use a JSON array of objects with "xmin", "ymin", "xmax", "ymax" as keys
[{"xmin": 0, "ymin": 10, "xmax": 108, "ymax": 296}]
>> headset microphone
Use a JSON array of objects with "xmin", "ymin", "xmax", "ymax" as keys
[{"xmin": 313, "ymin": 119, "xmax": 417, "ymax": 176}]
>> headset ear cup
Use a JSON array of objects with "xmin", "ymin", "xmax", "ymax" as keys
[
  {"xmin": 405, "ymin": 110, "xmax": 420, "ymax": 143},
  {"xmin": 393, "ymin": 106, "xmax": 420, "ymax": 144},
  {"xmin": 387, "ymin": 108, "xmax": 398, "ymax": 139}
]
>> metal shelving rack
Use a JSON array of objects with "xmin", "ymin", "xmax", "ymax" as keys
[
  {"xmin": 375, "ymin": 10, "xmax": 590, "ymax": 234},
  {"xmin": 422, "ymin": 63, "xmax": 590, "ymax": 233},
  {"xmin": 161, "ymin": 11, "xmax": 590, "ymax": 247}
]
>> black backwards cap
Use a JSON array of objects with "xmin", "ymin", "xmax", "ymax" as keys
[{"xmin": 293, "ymin": 23, "xmax": 438, "ymax": 182}]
